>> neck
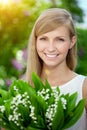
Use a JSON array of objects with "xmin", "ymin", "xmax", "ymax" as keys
[{"xmin": 41, "ymin": 64, "xmax": 75, "ymax": 86}]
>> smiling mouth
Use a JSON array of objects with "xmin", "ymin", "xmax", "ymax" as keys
[{"xmin": 46, "ymin": 54, "xmax": 58, "ymax": 58}]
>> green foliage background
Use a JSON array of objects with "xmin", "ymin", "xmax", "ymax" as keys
[
  {"xmin": 76, "ymin": 28, "xmax": 87, "ymax": 75},
  {"xmin": 0, "ymin": 0, "xmax": 87, "ymax": 89}
]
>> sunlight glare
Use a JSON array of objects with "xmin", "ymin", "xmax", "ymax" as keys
[{"xmin": 0, "ymin": 0, "xmax": 10, "ymax": 5}]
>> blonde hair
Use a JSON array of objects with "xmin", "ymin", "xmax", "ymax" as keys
[{"xmin": 26, "ymin": 8, "xmax": 77, "ymax": 84}]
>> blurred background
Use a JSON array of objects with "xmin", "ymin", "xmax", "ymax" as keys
[{"xmin": 0, "ymin": 0, "xmax": 87, "ymax": 90}]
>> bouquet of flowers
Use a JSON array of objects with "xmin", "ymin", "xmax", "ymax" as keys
[{"xmin": 0, "ymin": 72, "xmax": 85, "ymax": 130}]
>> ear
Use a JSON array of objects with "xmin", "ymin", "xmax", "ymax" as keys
[{"xmin": 70, "ymin": 36, "xmax": 76, "ymax": 49}]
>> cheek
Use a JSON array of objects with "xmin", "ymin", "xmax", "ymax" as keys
[
  {"xmin": 36, "ymin": 42, "xmax": 45, "ymax": 52},
  {"xmin": 58, "ymin": 44, "xmax": 70, "ymax": 53}
]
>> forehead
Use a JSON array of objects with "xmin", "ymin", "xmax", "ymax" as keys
[{"xmin": 38, "ymin": 26, "xmax": 70, "ymax": 37}]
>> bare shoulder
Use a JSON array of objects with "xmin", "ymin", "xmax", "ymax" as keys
[
  {"xmin": 82, "ymin": 77, "xmax": 87, "ymax": 110},
  {"xmin": 83, "ymin": 77, "xmax": 87, "ymax": 97}
]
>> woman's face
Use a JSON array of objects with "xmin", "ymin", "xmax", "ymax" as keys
[{"xmin": 36, "ymin": 25, "xmax": 76, "ymax": 68}]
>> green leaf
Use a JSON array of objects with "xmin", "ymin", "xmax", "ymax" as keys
[
  {"xmin": 44, "ymin": 80, "xmax": 52, "ymax": 90},
  {"xmin": 0, "ymin": 122, "xmax": 18, "ymax": 130},
  {"xmin": 56, "ymin": 87, "xmax": 60, "ymax": 95},
  {"xmin": 63, "ymin": 99, "xmax": 85, "ymax": 129},
  {"xmin": 9, "ymin": 80, "xmax": 36, "ymax": 99},
  {"xmin": 0, "ymin": 89, "xmax": 10, "ymax": 100},
  {"xmin": 52, "ymin": 99, "xmax": 64, "ymax": 130},
  {"xmin": 0, "ymin": 99, "xmax": 19, "ymax": 130},
  {"xmin": 4, "ymin": 99, "xmax": 12, "ymax": 117},
  {"xmin": 65, "ymin": 92, "xmax": 78, "ymax": 117},
  {"xmin": 8, "ymin": 122, "xmax": 20, "ymax": 130},
  {"xmin": 35, "ymin": 115, "xmax": 46, "ymax": 128},
  {"xmin": 47, "ymin": 95, "xmax": 55, "ymax": 106},
  {"xmin": 32, "ymin": 72, "xmax": 45, "ymax": 91},
  {"xmin": 34, "ymin": 96, "xmax": 48, "ymax": 128},
  {"xmin": 26, "ymin": 126, "xmax": 42, "ymax": 130},
  {"xmin": 18, "ymin": 104, "xmax": 31, "ymax": 127},
  {"xmin": 36, "ymin": 95, "xmax": 48, "ymax": 114}
]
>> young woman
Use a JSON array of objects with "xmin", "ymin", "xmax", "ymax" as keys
[{"xmin": 26, "ymin": 8, "xmax": 87, "ymax": 130}]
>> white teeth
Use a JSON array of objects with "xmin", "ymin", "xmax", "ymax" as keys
[{"xmin": 46, "ymin": 54, "xmax": 57, "ymax": 58}]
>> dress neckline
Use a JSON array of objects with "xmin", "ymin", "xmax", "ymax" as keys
[{"xmin": 52, "ymin": 74, "xmax": 79, "ymax": 88}]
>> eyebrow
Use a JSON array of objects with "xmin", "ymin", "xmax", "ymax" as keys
[{"xmin": 39, "ymin": 35, "xmax": 66, "ymax": 38}]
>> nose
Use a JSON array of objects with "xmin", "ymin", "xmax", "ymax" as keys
[{"xmin": 47, "ymin": 42, "xmax": 56, "ymax": 52}]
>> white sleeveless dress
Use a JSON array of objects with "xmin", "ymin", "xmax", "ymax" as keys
[{"xmin": 53, "ymin": 74, "xmax": 87, "ymax": 130}]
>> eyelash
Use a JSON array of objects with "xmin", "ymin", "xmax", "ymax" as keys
[
  {"xmin": 39, "ymin": 37, "xmax": 65, "ymax": 41},
  {"xmin": 57, "ymin": 38, "xmax": 65, "ymax": 41},
  {"xmin": 39, "ymin": 37, "xmax": 46, "ymax": 40}
]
